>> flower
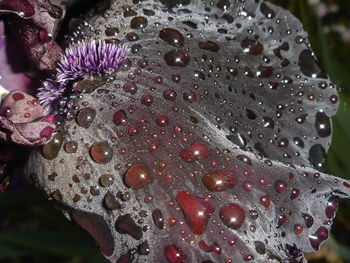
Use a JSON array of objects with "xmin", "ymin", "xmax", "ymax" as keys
[
  {"xmin": 6, "ymin": 0, "xmax": 350, "ymax": 263},
  {"xmin": 38, "ymin": 40, "xmax": 128, "ymax": 112}
]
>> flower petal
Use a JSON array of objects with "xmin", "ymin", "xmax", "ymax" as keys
[
  {"xmin": 25, "ymin": 0, "xmax": 346, "ymax": 263},
  {"xmin": 0, "ymin": 90, "xmax": 55, "ymax": 146},
  {"xmin": 0, "ymin": 0, "xmax": 65, "ymax": 71}
]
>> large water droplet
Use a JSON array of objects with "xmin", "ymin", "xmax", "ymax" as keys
[
  {"xmin": 219, "ymin": 203, "xmax": 245, "ymax": 229},
  {"xmin": 164, "ymin": 245, "xmax": 186, "ymax": 263},
  {"xmin": 76, "ymin": 107, "xmax": 96, "ymax": 128},
  {"xmin": 159, "ymin": 28, "xmax": 185, "ymax": 47},
  {"xmin": 124, "ymin": 163, "xmax": 152, "ymax": 188},
  {"xmin": 90, "ymin": 141, "xmax": 113, "ymax": 164},
  {"xmin": 164, "ymin": 50, "xmax": 190, "ymax": 67},
  {"xmin": 315, "ymin": 111, "xmax": 331, "ymax": 137},
  {"xmin": 115, "ymin": 214, "xmax": 143, "ymax": 240},
  {"xmin": 176, "ymin": 191, "xmax": 214, "ymax": 235},
  {"xmin": 201, "ymin": 170, "xmax": 236, "ymax": 192},
  {"xmin": 42, "ymin": 132, "xmax": 63, "ymax": 160}
]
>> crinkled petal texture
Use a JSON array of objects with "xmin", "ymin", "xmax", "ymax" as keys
[
  {"xmin": 25, "ymin": 0, "xmax": 348, "ymax": 263},
  {"xmin": 0, "ymin": 90, "xmax": 56, "ymax": 146},
  {"xmin": 0, "ymin": 0, "xmax": 64, "ymax": 71}
]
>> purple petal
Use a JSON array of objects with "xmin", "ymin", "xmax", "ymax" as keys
[
  {"xmin": 0, "ymin": 0, "xmax": 65, "ymax": 71},
  {"xmin": 25, "ymin": 1, "xmax": 346, "ymax": 263},
  {"xmin": 0, "ymin": 21, "xmax": 35, "ymax": 95}
]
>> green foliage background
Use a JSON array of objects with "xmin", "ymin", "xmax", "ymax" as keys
[{"xmin": 1, "ymin": 0, "xmax": 350, "ymax": 262}]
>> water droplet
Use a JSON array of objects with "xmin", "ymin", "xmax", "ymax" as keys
[
  {"xmin": 90, "ymin": 141, "xmax": 113, "ymax": 164},
  {"xmin": 198, "ymin": 41, "xmax": 220, "ymax": 52},
  {"xmin": 201, "ymin": 170, "xmax": 236, "ymax": 192},
  {"xmin": 176, "ymin": 191, "xmax": 214, "ymax": 235},
  {"xmin": 315, "ymin": 111, "xmax": 331, "ymax": 137},
  {"xmin": 309, "ymin": 144, "xmax": 326, "ymax": 169},
  {"xmin": 42, "ymin": 132, "xmax": 63, "ymax": 160},
  {"xmin": 260, "ymin": 2, "xmax": 275, "ymax": 19},
  {"xmin": 141, "ymin": 94, "xmax": 153, "ymax": 106},
  {"xmin": 164, "ymin": 50, "xmax": 190, "ymax": 67},
  {"xmin": 291, "ymin": 188, "xmax": 300, "ymax": 200},
  {"xmin": 155, "ymin": 114, "xmax": 169, "ymax": 127},
  {"xmin": 130, "ymin": 16, "xmax": 148, "ymax": 29},
  {"xmin": 139, "ymin": 241, "xmax": 150, "ymax": 255},
  {"xmin": 275, "ymin": 180, "xmax": 288, "ymax": 193},
  {"xmin": 76, "ymin": 107, "xmax": 96, "ymax": 128},
  {"xmin": 179, "ymin": 141, "xmax": 211, "ymax": 162},
  {"xmin": 164, "ymin": 245, "xmax": 186, "ymax": 263},
  {"xmin": 219, "ymin": 203, "xmax": 245, "ymax": 229},
  {"xmin": 241, "ymin": 38, "xmax": 263, "ymax": 55},
  {"xmin": 260, "ymin": 196, "xmax": 270, "ymax": 209},
  {"xmin": 152, "ymin": 209, "xmax": 165, "ymax": 229},
  {"xmin": 64, "ymin": 141, "xmax": 78, "ymax": 154},
  {"xmin": 113, "ymin": 110, "xmax": 127, "ymax": 125},
  {"xmin": 124, "ymin": 163, "xmax": 152, "ymax": 188},
  {"xmin": 298, "ymin": 49, "xmax": 326, "ymax": 78},
  {"xmin": 163, "ymin": 89, "xmax": 177, "ymax": 101},
  {"xmin": 99, "ymin": 174, "xmax": 114, "ymax": 187},
  {"xmin": 115, "ymin": 214, "xmax": 143, "ymax": 240},
  {"xmin": 309, "ymin": 227, "xmax": 328, "ymax": 250},
  {"xmin": 103, "ymin": 192, "xmax": 121, "ymax": 210},
  {"xmin": 159, "ymin": 28, "xmax": 185, "ymax": 47},
  {"xmin": 294, "ymin": 224, "xmax": 303, "ymax": 235},
  {"xmin": 302, "ymin": 213, "xmax": 314, "ymax": 228}
]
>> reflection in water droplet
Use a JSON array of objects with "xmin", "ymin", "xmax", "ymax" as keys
[
  {"xmin": 202, "ymin": 170, "xmax": 236, "ymax": 192},
  {"xmin": 76, "ymin": 107, "xmax": 96, "ymax": 128},
  {"xmin": 164, "ymin": 50, "xmax": 190, "ymax": 67},
  {"xmin": 176, "ymin": 191, "xmax": 214, "ymax": 235},
  {"xmin": 219, "ymin": 203, "xmax": 245, "ymax": 229},
  {"xmin": 124, "ymin": 163, "xmax": 152, "ymax": 189},
  {"xmin": 42, "ymin": 132, "xmax": 64, "ymax": 160},
  {"xmin": 164, "ymin": 245, "xmax": 186, "ymax": 263},
  {"xmin": 159, "ymin": 28, "xmax": 185, "ymax": 47},
  {"xmin": 90, "ymin": 141, "xmax": 113, "ymax": 164}
]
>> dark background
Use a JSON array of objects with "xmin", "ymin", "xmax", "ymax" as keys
[{"xmin": 1, "ymin": 0, "xmax": 350, "ymax": 262}]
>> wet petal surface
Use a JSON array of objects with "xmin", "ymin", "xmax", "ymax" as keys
[{"xmin": 26, "ymin": 0, "xmax": 347, "ymax": 263}]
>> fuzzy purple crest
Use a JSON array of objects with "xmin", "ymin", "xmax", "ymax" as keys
[{"xmin": 38, "ymin": 40, "xmax": 128, "ymax": 112}]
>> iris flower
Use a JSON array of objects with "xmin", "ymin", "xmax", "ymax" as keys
[{"xmin": 0, "ymin": 0, "xmax": 349, "ymax": 262}]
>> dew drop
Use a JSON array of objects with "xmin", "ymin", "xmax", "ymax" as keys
[
  {"xmin": 201, "ymin": 170, "xmax": 236, "ymax": 192},
  {"xmin": 159, "ymin": 28, "xmax": 185, "ymax": 47},
  {"xmin": 90, "ymin": 141, "xmax": 113, "ymax": 164},
  {"xmin": 124, "ymin": 163, "xmax": 152, "ymax": 189},
  {"xmin": 219, "ymin": 203, "xmax": 245, "ymax": 229},
  {"xmin": 113, "ymin": 110, "xmax": 127, "ymax": 125},
  {"xmin": 176, "ymin": 191, "xmax": 214, "ymax": 235},
  {"xmin": 164, "ymin": 50, "xmax": 190, "ymax": 67},
  {"xmin": 64, "ymin": 141, "xmax": 78, "ymax": 154},
  {"xmin": 115, "ymin": 214, "xmax": 143, "ymax": 240},
  {"xmin": 315, "ymin": 111, "xmax": 331, "ymax": 137},
  {"xmin": 42, "ymin": 132, "xmax": 63, "ymax": 160},
  {"xmin": 164, "ymin": 245, "xmax": 186, "ymax": 263},
  {"xmin": 76, "ymin": 107, "xmax": 96, "ymax": 128}
]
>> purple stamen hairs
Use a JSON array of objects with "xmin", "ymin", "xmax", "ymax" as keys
[{"xmin": 38, "ymin": 40, "xmax": 128, "ymax": 112}]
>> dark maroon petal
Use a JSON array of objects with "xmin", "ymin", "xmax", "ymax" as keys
[
  {"xmin": 24, "ymin": 1, "xmax": 347, "ymax": 263},
  {"xmin": 0, "ymin": 0, "xmax": 65, "ymax": 71},
  {"xmin": 0, "ymin": 21, "xmax": 35, "ymax": 95}
]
